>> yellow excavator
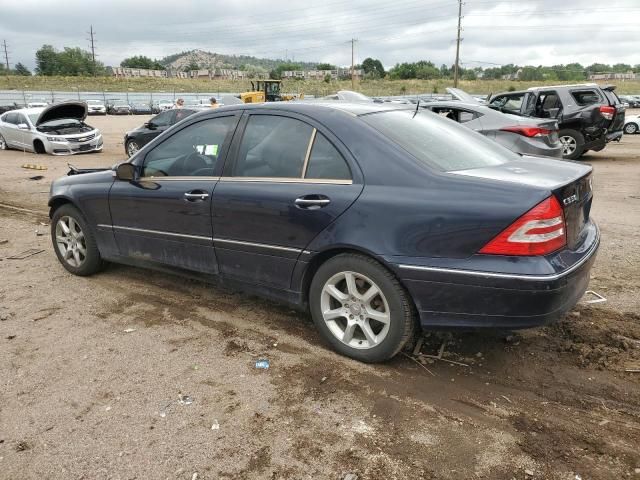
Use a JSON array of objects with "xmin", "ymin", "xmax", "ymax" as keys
[{"xmin": 240, "ymin": 80, "xmax": 302, "ymax": 103}]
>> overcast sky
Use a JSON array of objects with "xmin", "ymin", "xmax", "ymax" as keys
[{"xmin": 1, "ymin": 0, "xmax": 638, "ymax": 70}]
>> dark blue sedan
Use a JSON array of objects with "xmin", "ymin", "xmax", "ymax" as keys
[{"xmin": 48, "ymin": 102, "xmax": 599, "ymax": 362}]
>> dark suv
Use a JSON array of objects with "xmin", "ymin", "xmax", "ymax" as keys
[{"xmin": 489, "ymin": 84, "xmax": 625, "ymax": 159}]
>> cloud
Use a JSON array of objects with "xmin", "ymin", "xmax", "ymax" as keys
[{"xmin": 0, "ymin": 0, "xmax": 638, "ymax": 70}]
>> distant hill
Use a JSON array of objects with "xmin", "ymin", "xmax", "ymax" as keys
[{"xmin": 160, "ymin": 49, "xmax": 317, "ymax": 71}]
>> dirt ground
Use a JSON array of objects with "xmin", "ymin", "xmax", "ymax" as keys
[{"xmin": 0, "ymin": 112, "xmax": 639, "ymax": 480}]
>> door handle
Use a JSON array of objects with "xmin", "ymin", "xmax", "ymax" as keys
[
  {"xmin": 294, "ymin": 195, "xmax": 331, "ymax": 209},
  {"xmin": 184, "ymin": 191, "xmax": 209, "ymax": 201}
]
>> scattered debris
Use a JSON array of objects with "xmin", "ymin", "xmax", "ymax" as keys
[
  {"xmin": 0, "ymin": 239, "xmax": 8, "ymax": 245},
  {"xmin": 525, "ymin": 469, "xmax": 534, "ymax": 477},
  {"xmin": 625, "ymin": 369, "xmax": 640, "ymax": 373},
  {"xmin": 320, "ymin": 376, "xmax": 328, "ymax": 384},
  {"xmin": 21, "ymin": 164, "xmax": 48, "ymax": 170},
  {"xmin": 255, "ymin": 359, "xmax": 270, "ymax": 369},
  {"xmin": 211, "ymin": 419, "xmax": 220, "ymax": 430},
  {"xmin": 343, "ymin": 474, "xmax": 358, "ymax": 480},
  {"xmin": 7, "ymin": 248, "xmax": 45, "ymax": 260},
  {"xmin": 6, "ymin": 335, "xmax": 16, "ymax": 340},
  {"xmin": 123, "ymin": 328, "xmax": 136, "ymax": 333},
  {"xmin": 401, "ymin": 352, "xmax": 435, "ymax": 377},
  {"xmin": 35, "ymin": 230, "xmax": 44, "ymax": 236},
  {"xmin": 418, "ymin": 339, "xmax": 469, "ymax": 367},
  {"xmin": 179, "ymin": 395, "xmax": 194, "ymax": 405},
  {"xmin": 501, "ymin": 395, "xmax": 512, "ymax": 404},
  {"xmin": 29, "ymin": 175, "xmax": 45, "ymax": 180},
  {"xmin": 412, "ymin": 336, "xmax": 424, "ymax": 356},
  {"xmin": 105, "ymin": 406, "xmax": 112, "ymax": 412},
  {"xmin": 191, "ymin": 473, "xmax": 199, "ymax": 480},
  {"xmin": 583, "ymin": 290, "xmax": 607, "ymax": 304},
  {"xmin": 15, "ymin": 441, "xmax": 30, "ymax": 452},
  {"xmin": 598, "ymin": 419, "xmax": 610, "ymax": 426}
]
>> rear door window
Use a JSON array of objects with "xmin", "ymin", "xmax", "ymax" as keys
[
  {"xmin": 304, "ymin": 133, "xmax": 351, "ymax": 180},
  {"xmin": 602, "ymin": 89, "xmax": 621, "ymax": 106},
  {"xmin": 233, "ymin": 115, "xmax": 314, "ymax": 178},
  {"xmin": 491, "ymin": 93, "xmax": 525, "ymax": 113},
  {"xmin": 4, "ymin": 112, "xmax": 18, "ymax": 124},
  {"xmin": 571, "ymin": 90, "xmax": 603, "ymax": 106}
]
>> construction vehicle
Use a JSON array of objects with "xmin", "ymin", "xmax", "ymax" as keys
[{"xmin": 240, "ymin": 80, "xmax": 301, "ymax": 103}]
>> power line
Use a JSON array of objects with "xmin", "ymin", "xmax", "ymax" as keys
[
  {"xmin": 453, "ymin": 0, "xmax": 463, "ymax": 87},
  {"xmin": 87, "ymin": 25, "xmax": 97, "ymax": 76},
  {"xmin": 2, "ymin": 40, "xmax": 10, "ymax": 75}
]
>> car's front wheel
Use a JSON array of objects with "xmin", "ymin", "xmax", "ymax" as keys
[
  {"xmin": 558, "ymin": 129, "xmax": 585, "ymax": 160},
  {"xmin": 309, "ymin": 254, "xmax": 415, "ymax": 363},
  {"xmin": 624, "ymin": 123, "xmax": 638, "ymax": 134},
  {"xmin": 51, "ymin": 204, "xmax": 103, "ymax": 276},
  {"xmin": 0, "ymin": 132, "xmax": 7, "ymax": 150},
  {"xmin": 126, "ymin": 139, "xmax": 139, "ymax": 157}
]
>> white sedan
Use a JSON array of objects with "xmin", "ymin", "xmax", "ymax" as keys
[
  {"xmin": 0, "ymin": 101, "xmax": 103, "ymax": 155},
  {"xmin": 624, "ymin": 114, "xmax": 639, "ymax": 134}
]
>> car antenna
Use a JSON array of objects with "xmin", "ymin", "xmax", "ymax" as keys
[{"xmin": 413, "ymin": 99, "xmax": 420, "ymax": 118}]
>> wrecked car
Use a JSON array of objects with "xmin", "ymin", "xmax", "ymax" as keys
[
  {"xmin": 48, "ymin": 102, "xmax": 599, "ymax": 363},
  {"xmin": 489, "ymin": 84, "xmax": 625, "ymax": 160},
  {"xmin": 0, "ymin": 101, "xmax": 103, "ymax": 155}
]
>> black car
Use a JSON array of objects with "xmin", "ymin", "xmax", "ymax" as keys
[
  {"xmin": 130, "ymin": 103, "xmax": 153, "ymax": 115},
  {"xmin": 107, "ymin": 101, "xmax": 132, "ymax": 115},
  {"xmin": 124, "ymin": 108, "xmax": 196, "ymax": 157},
  {"xmin": 489, "ymin": 84, "xmax": 625, "ymax": 159},
  {"xmin": 48, "ymin": 102, "xmax": 598, "ymax": 363}
]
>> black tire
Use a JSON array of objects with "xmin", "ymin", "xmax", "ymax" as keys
[
  {"xmin": 309, "ymin": 253, "xmax": 415, "ymax": 363},
  {"xmin": 51, "ymin": 204, "xmax": 103, "ymax": 276},
  {"xmin": 125, "ymin": 139, "xmax": 139, "ymax": 158},
  {"xmin": 0, "ymin": 132, "xmax": 8, "ymax": 150},
  {"xmin": 624, "ymin": 123, "xmax": 638, "ymax": 134},
  {"xmin": 33, "ymin": 139, "xmax": 46, "ymax": 154},
  {"xmin": 558, "ymin": 129, "xmax": 585, "ymax": 160}
]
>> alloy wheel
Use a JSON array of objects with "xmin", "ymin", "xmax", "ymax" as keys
[
  {"xmin": 560, "ymin": 135, "xmax": 577, "ymax": 156},
  {"xmin": 624, "ymin": 123, "xmax": 637, "ymax": 134},
  {"xmin": 55, "ymin": 216, "xmax": 87, "ymax": 268},
  {"xmin": 320, "ymin": 271, "xmax": 390, "ymax": 350},
  {"xmin": 127, "ymin": 141, "xmax": 139, "ymax": 157}
]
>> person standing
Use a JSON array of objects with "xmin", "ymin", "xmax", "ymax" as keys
[
  {"xmin": 174, "ymin": 98, "xmax": 184, "ymax": 109},
  {"xmin": 209, "ymin": 97, "xmax": 220, "ymax": 109}
]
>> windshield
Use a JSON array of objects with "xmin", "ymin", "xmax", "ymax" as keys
[
  {"xmin": 361, "ymin": 110, "xmax": 519, "ymax": 172},
  {"xmin": 340, "ymin": 91, "xmax": 371, "ymax": 102},
  {"xmin": 28, "ymin": 114, "xmax": 39, "ymax": 124}
]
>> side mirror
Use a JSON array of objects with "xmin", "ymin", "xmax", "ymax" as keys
[
  {"xmin": 115, "ymin": 163, "xmax": 136, "ymax": 181},
  {"xmin": 17, "ymin": 123, "xmax": 29, "ymax": 130},
  {"xmin": 145, "ymin": 122, "xmax": 156, "ymax": 130}
]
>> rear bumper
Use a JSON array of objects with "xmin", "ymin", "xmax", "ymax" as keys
[
  {"xmin": 606, "ymin": 130, "xmax": 623, "ymax": 142},
  {"xmin": 389, "ymin": 223, "xmax": 599, "ymax": 329}
]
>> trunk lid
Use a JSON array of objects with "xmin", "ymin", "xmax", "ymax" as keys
[
  {"xmin": 451, "ymin": 157, "xmax": 592, "ymax": 249},
  {"xmin": 36, "ymin": 101, "xmax": 88, "ymax": 126},
  {"xmin": 446, "ymin": 87, "xmax": 481, "ymax": 104},
  {"xmin": 601, "ymin": 86, "xmax": 625, "ymax": 133}
]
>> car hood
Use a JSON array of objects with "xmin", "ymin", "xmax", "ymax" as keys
[
  {"xmin": 450, "ymin": 156, "xmax": 591, "ymax": 190},
  {"xmin": 36, "ymin": 101, "xmax": 87, "ymax": 126},
  {"xmin": 446, "ymin": 87, "xmax": 481, "ymax": 104}
]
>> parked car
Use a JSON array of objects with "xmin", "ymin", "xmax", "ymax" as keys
[
  {"xmin": 123, "ymin": 108, "xmax": 196, "ymax": 157},
  {"xmin": 150, "ymin": 102, "xmax": 161, "ymax": 114},
  {"xmin": 0, "ymin": 103, "xmax": 19, "ymax": 114},
  {"xmin": 619, "ymin": 95, "xmax": 640, "ymax": 108},
  {"xmin": 108, "ymin": 101, "xmax": 132, "ymax": 115},
  {"xmin": 623, "ymin": 114, "xmax": 640, "ymax": 134},
  {"xmin": 421, "ymin": 99, "xmax": 562, "ymax": 157},
  {"xmin": 86, "ymin": 99, "xmax": 107, "ymax": 115},
  {"xmin": 48, "ymin": 102, "xmax": 598, "ymax": 363},
  {"xmin": 130, "ymin": 103, "xmax": 153, "ymax": 115},
  {"xmin": 27, "ymin": 100, "xmax": 49, "ymax": 108},
  {"xmin": 158, "ymin": 100, "xmax": 174, "ymax": 111},
  {"xmin": 0, "ymin": 101, "xmax": 103, "ymax": 155},
  {"xmin": 489, "ymin": 84, "xmax": 625, "ymax": 160}
]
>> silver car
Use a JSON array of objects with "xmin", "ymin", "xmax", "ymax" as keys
[
  {"xmin": 0, "ymin": 101, "xmax": 103, "ymax": 155},
  {"xmin": 424, "ymin": 89, "xmax": 562, "ymax": 158}
]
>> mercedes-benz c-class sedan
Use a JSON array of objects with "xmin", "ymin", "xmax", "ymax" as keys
[
  {"xmin": 48, "ymin": 102, "xmax": 599, "ymax": 362},
  {"xmin": 0, "ymin": 101, "xmax": 103, "ymax": 155}
]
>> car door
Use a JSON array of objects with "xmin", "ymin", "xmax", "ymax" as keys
[
  {"xmin": 13, "ymin": 113, "xmax": 30, "ymax": 149},
  {"xmin": 138, "ymin": 110, "xmax": 175, "ymax": 146},
  {"xmin": 1, "ymin": 112, "xmax": 20, "ymax": 146},
  {"xmin": 107, "ymin": 113, "xmax": 241, "ymax": 274},
  {"xmin": 212, "ymin": 112, "xmax": 363, "ymax": 289}
]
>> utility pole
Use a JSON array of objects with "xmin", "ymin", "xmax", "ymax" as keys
[
  {"xmin": 350, "ymin": 38, "xmax": 357, "ymax": 90},
  {"xmin": 88, "ymin": 25, "xmax": 97, "ymax": 76},
  {"xmin": 453, "ymin": 0, "xmax": 463, "ymax": 87},
  {"xmin": 2, "ymin": 40, "xmax": 9, "ymax": 76}
]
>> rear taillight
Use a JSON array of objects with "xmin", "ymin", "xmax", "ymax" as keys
[
  {"xmin": 599, "ymin": 105, "xmax": 615, "ymax": 120},
  {"xmin": 479, "ymin": 196, "xmax": 566, "ymax": 256},
  {"xmin": 500, "ymin": 126, "xmax": 552, "ymax": 138}
]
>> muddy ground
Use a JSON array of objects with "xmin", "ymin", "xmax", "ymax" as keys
[{"xmin": 0, "ymin": 113, "xmax": 639, "ymax": 480}]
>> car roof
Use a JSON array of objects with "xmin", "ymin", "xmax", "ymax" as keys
[
  {"xmin": 252, "ymin": 101, "xmax": 412, "ymax": 116},
  {"xmin": 5, "ymin": 107, "xmax": 45, "ymax": 115}
]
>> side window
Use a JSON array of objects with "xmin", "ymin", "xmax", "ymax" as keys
[
  {"xmin": 142, "ymin": 116, "xmax": 236, "ymax": 178},
  {"xmin": 305, "ymin": 133, "xmax": 351, "ymax": 180},
  {"xmin": 150, "ymin": 110, "xmax": 173, "ymax": 127},
  {"xmin": 16, "ymin": 114, "xmax": 28, "ymax": 126},
  {"xmin": 502, "ymin": 94, "xmax": 525, "ymax": 112},
  {"xmin": 571, "ymin": 90, "xmax": 602, "ymax": 106},
  {"xmin": 536, "ymin": 91, "xmax": 562, "ymax": 118},
  {"xmin": 233, "ymin": 115, "xmax": 313, "ymax": 178},
  {"xmin": 5, "ymin": 112, "xmax": 17, "ymax": 124}
]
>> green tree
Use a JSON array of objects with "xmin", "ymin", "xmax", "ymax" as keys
[
  {"xmin": 14, "ymin": 63, "xmax": 31, "ymax": 76},
  {"xmin": 316, "ymin": 63, "xmax": 336, "ymax": 71},
  {"xmin": 35, "ymin": 44, "xmax": 59, "ymax": 75},
  {"xmin": 121, "ymin": 55, "xmax": 164, "ymax": 70},
  {"xmin": 361, "ymin": 57, "xmax": 385, "ymax": 78}
]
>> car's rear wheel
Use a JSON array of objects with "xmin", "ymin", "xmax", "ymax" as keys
[
  {"xmin": 0, "ymin": 132, "xmax": 7, "ymax": 150},
  {"xmin": 126, "ymin": 140, "xmax": 139, "ymax": 157},
  {"xmin": 624, "ymin": 123, "xmax": 638, "ymax": 134},
  {"xmin": 51, "ymin": 204, "xmax": 103, "ymax": 276},
  {"xmin": 558, "ymin": 129, "xmax": 585, "ymax": 160},
  {"xmin": 309, "ymin": 254, "xmax": 415, "ymax": 363}
]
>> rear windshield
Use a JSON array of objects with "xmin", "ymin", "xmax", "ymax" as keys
[
  {"xmin": 602, "ymin": 89, "xmax": 620, "ymax": 105},
  {"xmin": 361, "ymin": 110, "xmax": 519, "ymax": 171}
]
